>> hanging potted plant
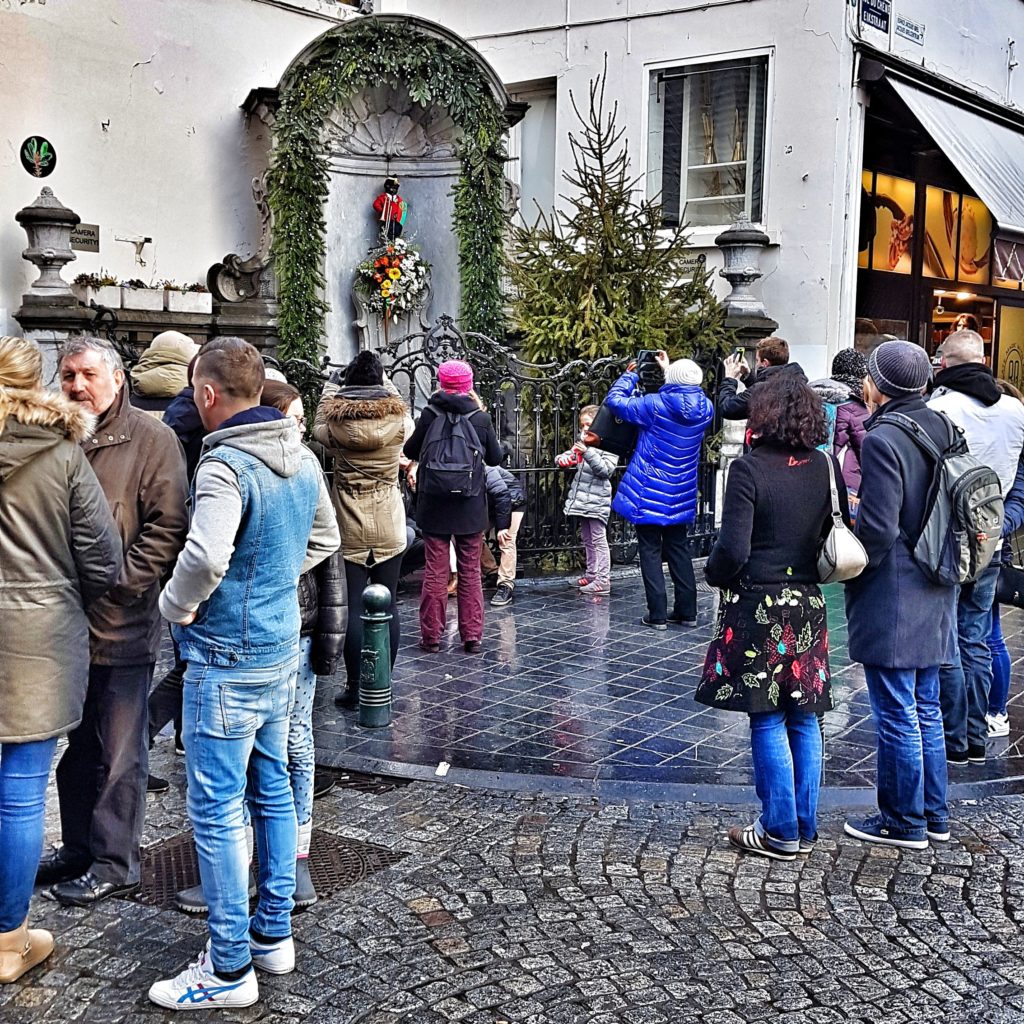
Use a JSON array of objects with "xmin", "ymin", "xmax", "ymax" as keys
[
  {"xmin": 164, "ymin": 280, "xmax": 213, "ymax": 314},
  {"xmin": 72, "ymin": 270, "xmax": 121, "ymax": 309},
  {"xmin": 121, "ymin": 278, "xmax": 165, "ymax": 311}
]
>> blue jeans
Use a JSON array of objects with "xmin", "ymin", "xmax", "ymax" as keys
[
  {"xmin": 748, "ymin": 709, "xmax": 822, "ymax": 851},
  {"xmin": 864, "ymin": 665, "xmax": 949, "ymax": 836},
  {"xmin": 939, "ymin": 565, "xmax": 998, "ymax": 752},
  {"xmin": 290, "ymin": 637, "xmax": 316, "ymax": 850},
  {"xmin": 0, "ymin": 738, "xmax": 58, "ymax": 930},
  {"xmin": 243, "ymin": 638, "xmax": 316, "ymax": 854},
  {"xmin": 988, "ymin": 603, "xmax": 1010, "ymax": 717},
  {"xmin": 183, "ymin": 657, "xmax": 298, "ymax": 975}
]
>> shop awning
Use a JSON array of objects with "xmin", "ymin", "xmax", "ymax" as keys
[{"xmin": 891, "ymin": 78, "xmax": 1024, "ymax": 242}]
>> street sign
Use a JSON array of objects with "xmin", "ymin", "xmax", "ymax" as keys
[
  {"xmin": 895, "ymin": 14, "xmax": 925, "ymax": 46},
  {"xmin": 860, "ymin": 0, "xmax": 891, "ymax": 34},
  {"xmin": 70, "ymin": 223, "xmax": 100, "ymax": 253}
]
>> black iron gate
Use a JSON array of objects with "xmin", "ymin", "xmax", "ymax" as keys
[
  {"xmin": 301, "ymin": 315, "xmax": 719, "ymax": 574},
  {"xmin": 93, "ymin": 308, "xmax": 719, "ymax": 572}
]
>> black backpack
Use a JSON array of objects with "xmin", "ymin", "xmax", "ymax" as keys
[
  {"xmin": 886, "ymin": 411, "xmax": 1004, "ymax": 586},
  {"xmin": 420, "ymin": 410, "xmax": 484, "ymax": 499}
]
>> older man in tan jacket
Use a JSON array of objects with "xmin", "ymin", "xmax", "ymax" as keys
[{"xmin": 37, "ymin": 336, "xmax": 188, "ymax": 906}]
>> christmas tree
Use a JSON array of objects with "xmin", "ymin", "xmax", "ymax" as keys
[{"xmin": 508, "ymin": 62, "xmax": 730, "ymax": 367}]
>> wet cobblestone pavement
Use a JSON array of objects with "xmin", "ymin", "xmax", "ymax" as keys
[
  {"xmin": 314, "ymin": 573, "xmax": 1024, "ymax": 795},
  {"xmin": 8, "ymin": 768, "xmax": 1024, "ymax": 1023}
]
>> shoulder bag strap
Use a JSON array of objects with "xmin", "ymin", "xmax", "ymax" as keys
[{"xmin": 820, "ymin": 449, "xmax": 843, "ymax": 524}]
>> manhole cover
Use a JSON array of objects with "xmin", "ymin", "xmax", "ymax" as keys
[
  {"xmin": 314, "ymin": 767, "xmax": 412, "ymax": 793},
  {"xmin": 127, "ymin": 829, "xmax": 405, "ymax": 910}
]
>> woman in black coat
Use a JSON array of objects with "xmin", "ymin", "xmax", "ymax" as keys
[
  {"xmin": 403, "ymin": 360, "xmax": 502, "ymax": 653},
  {"xmin": 696, "ymin": 377, "xmax": 847, "ymax": 861}
]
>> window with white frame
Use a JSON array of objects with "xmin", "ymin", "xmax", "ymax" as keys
[
  {"xmin": 508, "ymin": 81, "xmax": 557, "ymax": 225},
  {"xmin": 648, "ymin": 56, "xmax": 768, "ymax": 229}
]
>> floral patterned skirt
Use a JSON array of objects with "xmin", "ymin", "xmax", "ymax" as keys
[{"xmin": 695, "ymin": 582, "xmax": 833, "ymax": 715}]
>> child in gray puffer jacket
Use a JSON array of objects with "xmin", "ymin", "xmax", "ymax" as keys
[{"xmin": 558, "ymin": 405, "xmax": 618, "ymax": 595}]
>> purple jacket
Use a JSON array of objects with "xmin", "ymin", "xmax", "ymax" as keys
[{"xmin": 833, "ymin": 399, "xmax": 869, "ymax": 492}]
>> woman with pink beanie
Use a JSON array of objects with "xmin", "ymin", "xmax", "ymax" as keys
[{"xmin": 403, "ymin": 360, "xmax": 503, "ymax": 652}]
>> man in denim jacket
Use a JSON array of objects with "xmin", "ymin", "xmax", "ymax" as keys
[{"xmin": 150, "ymin": 338, "xmax": 339, "ymax": 1010}]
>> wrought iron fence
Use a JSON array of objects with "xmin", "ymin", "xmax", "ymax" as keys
[
  {"xmin": 95, "ymin": 307, "xmax": 719, "ymax": 572},
  {"xmin": 299, "ymin": 315, "xmax": 719, "ymax": 573}
]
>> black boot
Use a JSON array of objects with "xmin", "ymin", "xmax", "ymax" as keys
[{"xmin": 294, "ymin": 858, "xmax": 317, "ymax": 910}]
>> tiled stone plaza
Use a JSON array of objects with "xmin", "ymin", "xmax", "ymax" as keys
[
  {"xmin": 314, "ymin": 573, "xmax": 1024, "ymax": 797},
  {"xmin": 5, "ymin": 570, "xmax": 1024, "ymax": 1022}
]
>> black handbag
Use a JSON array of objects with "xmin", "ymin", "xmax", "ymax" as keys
[
  {"xmin": 996, "ymin": 564, "xmax": 1024, "ymax": 608},
  {"xmin": 588, "ymin": 402, "xmax": 638, "ymax": 459},
  {"xmin": 996, "ymin": 528, "xmax": 1024, "ymax": 608}
]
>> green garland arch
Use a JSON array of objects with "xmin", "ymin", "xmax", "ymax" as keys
[{"xmin": 269, "ymin": 18, "xmax": 508, "ymax": 361}]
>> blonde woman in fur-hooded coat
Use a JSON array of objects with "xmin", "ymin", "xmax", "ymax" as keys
[{"xmin": 0, "ymin": 335, "xmax": 121, "ymax": 983}]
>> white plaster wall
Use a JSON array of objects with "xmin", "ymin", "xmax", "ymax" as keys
[
  {"xmin": 0, "ymin": 0, "xmax": 351, "ymax": 334},
  {"xmin": 884, "ymin": 0, "xmax": 1024, "ymax": 108},
  {"xmin": 383, "ymin": 0, "xmax": 854, "ymax": 378}
]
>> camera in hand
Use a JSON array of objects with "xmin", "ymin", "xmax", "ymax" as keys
[{"xmin": 636, "ymin": 349, "xmax": 665, "ymax": 394}]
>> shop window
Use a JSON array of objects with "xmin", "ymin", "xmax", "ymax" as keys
[
  {"xmin": 993, "ymin": 237, "xmax": 1024, "ymax": 291},
  {"xmin": 859, "ymin": 172, "xmax": 916, "ymax": 274},
  {"xmin": 921, "ymin": 188, "xmax": 992, "ymax": 283},
  {"xmin": 648, "ymin": 56, "xmax": 768, "ymax": 229}
]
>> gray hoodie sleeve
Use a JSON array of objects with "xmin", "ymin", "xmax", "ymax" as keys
[
  {"xmin": 302, "ymin": 464, "xmax": 341, "ymax": 575},
  {"xmin": 158, "ymin": 460, "xmax": 242, "ymax": 623}
]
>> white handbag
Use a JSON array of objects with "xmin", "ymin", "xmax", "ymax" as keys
[{"xmin": 816, "ymin": 451, "xmax": 868, "ymax": 583}]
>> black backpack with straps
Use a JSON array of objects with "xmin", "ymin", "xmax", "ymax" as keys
[{"xmin": 419, "ymin": 409, "xmax": 485, "ymax": 499}]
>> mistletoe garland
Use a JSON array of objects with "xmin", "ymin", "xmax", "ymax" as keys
[{"xmin": 269, "ymin": 18, "xmax": 508, "ymax": 361}]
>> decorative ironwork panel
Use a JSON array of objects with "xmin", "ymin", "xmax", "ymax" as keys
[{"xmin": 309, "ymin": 315, "xmax": 719, "ymax": 571}]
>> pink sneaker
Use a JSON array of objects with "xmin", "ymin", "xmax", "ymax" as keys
[
  {"xmin": 570, "ymin": 576, "xmax": 591, "ymax": 589},
  {"xmin": 579, "ymin": 580, "xmax": 610, "ymax": 595}
]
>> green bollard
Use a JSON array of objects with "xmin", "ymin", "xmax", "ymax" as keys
[{"xmin": 358, "ymin": 583, "xmax": 393, "ymax": 728}]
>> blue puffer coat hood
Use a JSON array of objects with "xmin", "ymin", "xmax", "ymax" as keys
[{"xmin": 605, "ymin": 371, "xmax": 713, "ymax": 526}]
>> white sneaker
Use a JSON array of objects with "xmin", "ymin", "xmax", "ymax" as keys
[
  {"xmin": 249, "ymin": 933, "xmax": 295, "ymax": 975},
  {"xmin": 148, "ymin": 945, "xmax": 258, "ymax": 1010},
  {"xmin": 987, "ymin": 712, "xmax": 1010, "ymax": 737}
]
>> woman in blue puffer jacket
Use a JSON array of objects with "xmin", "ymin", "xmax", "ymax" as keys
[{"xmin": 605, "ymin": 353, "xmax": 714, "ymax": 629}]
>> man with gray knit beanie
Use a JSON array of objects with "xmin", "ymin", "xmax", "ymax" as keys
[{"xmin": 844, "ymin": 340, "xmax": 954, "ymax": 850}]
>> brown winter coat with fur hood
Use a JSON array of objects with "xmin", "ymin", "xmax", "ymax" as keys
[
  {"xmin": 0, "ymin": 388, "xmax": 123, "ymax": 743},
  {"xmin": 313, "ymin": 383, "xmax": 409, "ymax": 565}
]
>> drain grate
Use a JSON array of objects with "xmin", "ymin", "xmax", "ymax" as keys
[
  {"xmin": 315, "ymin": 767, "xmax": 413, "ymax": 793},
  {"xmin": 126, "ymin": 829, "xmax": 405, "ymax": 910}
]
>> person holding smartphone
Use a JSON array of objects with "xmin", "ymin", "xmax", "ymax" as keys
[
  {"xmin": 719, "ymin": 337, "xmax": 806, "ymax": 421},
  {"xmin": 603, "ymin": 350, "xmax": 713, "ymax": 629}
]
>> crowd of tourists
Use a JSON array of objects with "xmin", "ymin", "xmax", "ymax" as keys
[{"xmin": 0, "ymin": 324, "xmax": 1019, "ymax": 1007}]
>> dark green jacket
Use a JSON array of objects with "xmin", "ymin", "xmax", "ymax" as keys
[{"xmin": 0, "ymin": 388, "xmax": 122, "ymax": 742}]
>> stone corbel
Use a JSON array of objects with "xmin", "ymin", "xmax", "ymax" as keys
[{"xmin": 207, "ymin": 172, "xmax": 276, "ymax": 303}]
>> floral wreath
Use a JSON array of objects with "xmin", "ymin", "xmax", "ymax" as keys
[{"xmin": 355, "ymin": 237, "xmax": 431, "ymax": 320}]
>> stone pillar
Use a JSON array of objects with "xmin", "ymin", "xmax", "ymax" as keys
[
  {"xmin": 714, "ymin": 216, "xmax": 779, "ymax": 515},
  {"xmin": 714, "ymin": 215, "xmax": 779, "ymax": 353}
]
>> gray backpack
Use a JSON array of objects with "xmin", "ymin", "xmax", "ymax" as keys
[{"xmin": 887, "ymin": 411, "xmax": 1004, "ymax": 586}]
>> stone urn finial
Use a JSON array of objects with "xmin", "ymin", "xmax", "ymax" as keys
[
  {"xmin": 15, "ymin": 187, "xmax": 81, "ymax": 306},
  {"xmin": 714, "ymin": 214, "xmax": 772, "ymax": 319}
]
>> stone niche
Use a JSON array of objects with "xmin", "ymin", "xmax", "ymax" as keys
[{"xmin": 323, "ymin": 82, "xmax": 461, "ymax": 361}]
